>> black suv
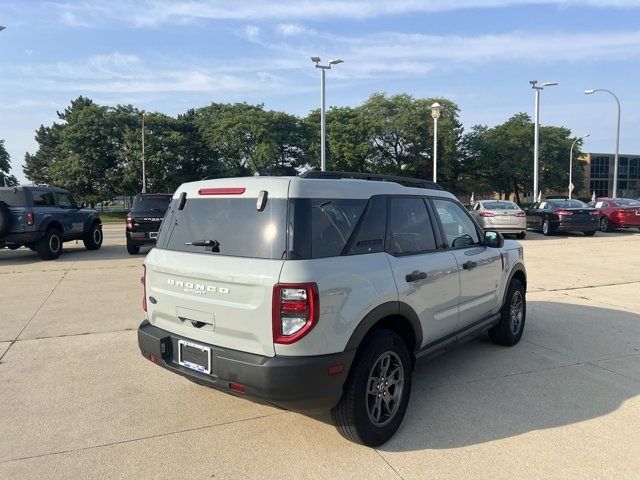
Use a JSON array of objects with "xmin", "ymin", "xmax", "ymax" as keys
[{"xmin": 126, "ymin": 193, "xmax": 172, "ymax": 254}]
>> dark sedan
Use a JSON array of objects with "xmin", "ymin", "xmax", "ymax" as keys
[{"xmin": 526, "ymin": 199, "xmax": 598, "ymax": 236}]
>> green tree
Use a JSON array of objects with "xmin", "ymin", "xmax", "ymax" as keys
[{"xmin": 0, "ymin": 140, "xmax": 18, "ymax": 186}]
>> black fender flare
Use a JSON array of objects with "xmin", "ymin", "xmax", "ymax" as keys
[
  {"xmin": 41, "ymin": 217, "xmax": 64, "ymax": 234},
  {"xmin": 83, "ymin": 214, "xmax": 102, "ymax": 234},
  {"xmin": 502, "ymin": 263, "xmax": 527, "ymax": 308},
  {"xmin": 344, "ymin": 301, "xmax": 423, "ymax": 353}
]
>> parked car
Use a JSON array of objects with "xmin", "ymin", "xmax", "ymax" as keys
[
  {"xmin": 525, "ymin": 198, "xmax": 598, "ymax": 236},
  {"xmin": 593, "ymin": 198, "xmax": 640, "ymax": 232},
  {"xmin": 469, "ymin": 200, "xmax": 526, "ymax": 239},
  {"xmin": 126, "ymin": 193, "xmax": 173, "ymax": 254},
  {"xmin": 137, "ymin": 171, "xmax": 527, "ymax": 446},
  {"xmin": 0, "ymin": 186, "xmax": 102, "ymax": 260}
]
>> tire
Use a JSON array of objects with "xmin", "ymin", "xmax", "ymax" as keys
[
  {"xmin": 35, "ymin": 228, "xmax": 63, "ymax": 260},
  {"xmin": 331, "ymin": 329, "xmax": 412, "ymax": 446},
  {"xmin": 542, "ymin": 219, "xmax": 553, "ymax": 236},
  {"xmin": 126, "ymin": 240, "xmax": 140, "ymax": 255},
  {"xmin": 515, "ymin": 232, "xmax": 526, "ymax": 239},
  {"xmin": 489, "ymin": 278, "xmax": 526, "ymax": 346},
  {"xmin": 0, "ymin": 201, "xmax": 10, "ymax": 236},
  {"xmin": 599, "ymin": 216, "xmax": 611, "ymax": 232},
  {"xmin": 83, "ymin": 222, "xmax": 103, "ymax": 250},
  {"xmin": 583, "ymin": 230, "xmax": 596, "ymax": 236}
]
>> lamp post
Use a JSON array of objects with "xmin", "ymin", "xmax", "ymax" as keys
[
  {"xmin": 569, "ymin": 133, "xmax": 590, "ymax": 199},
  {"xmin": 311, "ymin": 57, "xmax": 343, "ymax": 172},
  {"xmin": 530, "ymin": 80, "xmax": 558, "ymax": 202},
  {"xmin": 584, "ymin": 88, "xmax": 621, "ymax": 198},
  {"xmin": 141, "ymin": 111, "xmax": 146, "ymax": 193},
  {"xmin": 430, "ymin": 102, "xmax": 441, "ymax": 183}
]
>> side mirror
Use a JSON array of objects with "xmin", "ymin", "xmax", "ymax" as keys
[
  {"xmin": 485, "ymin": 231, "xmax": 504, "ymax": 248},
  {"xmin": 79, "ymin": 202, "xmax": 87, "ymax": 209}
]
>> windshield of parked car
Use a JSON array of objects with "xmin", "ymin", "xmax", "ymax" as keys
[
  {"xmin": 548, "ymin": 200, "xmax": 588, "ymax": 209},
  {"xmin": 612, "ymin": 199, "xmax": 640, "ymax": 207},
  {"xmin": 132, "ymin": 195, "xmax": 172, "ymax": 213},
  {"xmin": 481, "ymin": 201, "xmax": 520, "ymax": 210}
]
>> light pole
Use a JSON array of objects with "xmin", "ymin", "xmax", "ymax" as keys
[
  {"xmin": 141, "ymin": 111, "xmax": 146, "ymax": 193},
  {"xmin": 569, "ymin": 133, "xmax": 590, "ymax": 199},
  {"xmin": 584, "ymin": 88, "xmax": 621, "ymax": 198},
  {"xmin": 530, "ymin": 80, "xmax": 558, "ymax": 202},
  {"xmin": 430, "ymin": 102, "xmax": 442, "ymax": 183},
  {"xmin": 311, "ymin": 57, "xmax": 343, "ymax": 172}
]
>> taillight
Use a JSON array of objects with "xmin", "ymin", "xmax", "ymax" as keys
[
  {"xmin": 126, "ymin": 214, "xmax": 133, "ymax": 231},
  {"xmin": 272, "ymin": 283, "xmax": 319, "ymax": 344},
  {"xmin": 141, "ymin": 264, "xmax": 147, "ymax": 313},
  {"xmin": 26, "ymin": 212, "xmax": 35, "ymax": 226},
  {"xmin": 554, "ymin": 210, "xmax": 573, "ymax": 216},
  {"xmin": 515, "ymin": 211, "xmax": 526, "ymax": 217},
  {"xmin": 479, "ymin": 211, "xmax": 495, "ymax": 217}
]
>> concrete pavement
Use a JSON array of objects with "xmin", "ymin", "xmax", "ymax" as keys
[{"xmin": 1, "ymin": 224, "xmax": 639, "ymax": 479}]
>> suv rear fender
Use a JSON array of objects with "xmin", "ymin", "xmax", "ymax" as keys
[
  {"xmin": 83, "ymin": 215, "xmax": 101, "ymax": 234},
  {"xmin": 344, "ymin": 302, "xmax": 423, "ymax": 356},
  {"xmin": 41, "ymin": 218, "xmax": 63, "ymax": 235}
]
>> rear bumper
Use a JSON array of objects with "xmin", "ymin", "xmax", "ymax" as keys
[
  {"xmin": 609, "ymin": 217, "xmax": 640, "ymax": 228},
  {"xmin": 0, "ymin": 231, "xmax": 43, "ymax": 244},
  {"xmin": 137, "ymin": 320, "xmax": 354, "ymax": 412},
  {"xmin": 552, "ymin": 219, "xmax": 598, "ymax": 231},
  {"xmin": 126, "ymin": 231, "xmax": 158, "ymax": 245}
]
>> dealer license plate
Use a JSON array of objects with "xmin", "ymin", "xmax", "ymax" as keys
[
  {"xmin": 178, "ymin": 340, "xmax": 211, "ymax": 374},
  {"xmin": 149, "ymin": 232, "xmax": 158, "ymax": 239}
]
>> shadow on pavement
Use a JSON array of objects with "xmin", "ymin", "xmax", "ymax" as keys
[
  {"xmin": 375, "ymin": 301, "xmax": 639, "ymax": 452},
  {"xmin": 0, "ymin": 243, "xmax": 151, "ymax": 266}
]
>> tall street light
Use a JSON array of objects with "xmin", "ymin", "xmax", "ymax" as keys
[
  {"xmin": 569, "ymin": 133, "xmax": 590, "ymax": 199},
  {"xmin": 430, "ymin": 102, "xmax": 442, "ymax": 183},
  {"xmin": 585, "ymin": 88, "xmax": 621, "ymax": 198},
  {"xmin": 311, "ymin": 57, "xmax": 343, "ymax": 172},
  {"xmin": 141, "ymin": 111, "xmax": 146, "ymax": 193},
  {"xmin": 530, "ymin": 80, "xmax": 558, "ymax": 202}
]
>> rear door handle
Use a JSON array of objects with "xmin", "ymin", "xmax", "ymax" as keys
[
  {"xmin": 462, "ymin": 261, "xmax": 478, "ymax": 270},
  {"xmin": 405, "ymin": 271, "xmax": 428, "ymax": 282}
]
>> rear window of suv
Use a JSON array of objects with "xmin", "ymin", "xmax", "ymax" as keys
[{"xmin": 132, "ymin": 194, "xmax": 172, "ymax": 213}]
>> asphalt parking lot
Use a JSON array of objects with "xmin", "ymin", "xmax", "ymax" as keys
[{"xmin": 1, "ymin": 224, "xmax": 639, "ymax": 479}]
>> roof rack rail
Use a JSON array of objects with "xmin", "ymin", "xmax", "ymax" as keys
[{"xmin": 299, "ymin": 171, "xmax": 443, "ymax": 190}]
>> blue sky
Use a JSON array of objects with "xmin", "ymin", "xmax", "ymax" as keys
[{"xmin": 1, "ymin": 0, "xmax": 640, "ymax": 182}]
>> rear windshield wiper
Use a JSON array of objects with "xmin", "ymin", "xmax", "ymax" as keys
[{"xmin": 185, "ymin": 239, "xmax": 220, "ymax": 248}]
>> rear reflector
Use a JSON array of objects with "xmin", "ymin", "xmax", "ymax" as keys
[
  {"xmin": 328, "ymin": 364, "xmax": 344, "ymax": 375},
  {"xmin": 149, "ymin": 354, "xmax": 158, "ymax": 363},
  {"xmin": 229, "ymin": 383, "xmax": 247, "ymax": 393},
  {"xmin": 198, "ymin": 187, "xmax": 246, "ymax": 196}
]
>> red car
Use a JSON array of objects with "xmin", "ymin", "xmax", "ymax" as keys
[{"xmin": 593, "ymin": 198, "xmax": 640, "ymax": 232}]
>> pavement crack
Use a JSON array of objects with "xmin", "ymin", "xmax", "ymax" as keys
[
  {"xmin": 0, "ymin": 412, "xmax": 288, "ymax": 465},
  {"xmin": 373, "ymin": 449, "xmax": 405, "ymax": 480}
]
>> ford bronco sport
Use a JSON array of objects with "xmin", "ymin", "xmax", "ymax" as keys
[
  {"xmin": 137, "ymin": 172, "xmax": 527, "ymax": 446},
  {"xmin": 0, "ymin": 186, "xmax": 102, "ymax": 260}
]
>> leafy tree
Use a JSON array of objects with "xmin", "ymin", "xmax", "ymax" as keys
[{"xmin": 0, "ymin": 140, "xmax": 18, "ymax": 186}]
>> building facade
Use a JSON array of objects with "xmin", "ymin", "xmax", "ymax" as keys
[{"xmin": 581, "ymin": 153, "xmax": 640, "ymax": 199}]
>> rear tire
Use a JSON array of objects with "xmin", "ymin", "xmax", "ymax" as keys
[
  {"xmin": 583, "ymin": 230, "xmax": 596, "ymax": 236},
  {"xmin": 35, "ymin": 228, "xmax": 63, "ymax": 260},
  {"xmin": 600, "ymin": 216, "xmax": 612, "ymax": 232},
  {"xmin": 331, "ymin": 330, "xmax": 412, "ymax": 446},
  {"xmin": 489, "ymin": 278, "xmax": 526, "ymax": 346},
  {"xmin": 126, "ymin": 241, "xmax": 140, "ymax": 255},
  {"xmin": 83, "ymin": 222, "xmax": 103, "ymax": 250},
  {"xmin": 542, "ymin": 219, "xmax": 553, "ymax": 236}
]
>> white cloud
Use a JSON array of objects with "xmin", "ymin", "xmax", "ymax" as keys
[
  {"xmin": 275, "ymin": 23, "xmax": 314, "ymax": 36},
  {"xmin": 243, "ymin": 25, "xmax": 261, "ymax": 42},
  {"xmin": 49, "ymin": 0, "xmax": 640, "ymax": 27}
]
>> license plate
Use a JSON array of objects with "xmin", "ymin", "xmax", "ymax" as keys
[
  {"xmin": 149, "ymin": 232, "xmax": 158, "ymax": 239},
  {"xmin": 636, "ymin": 211, "xmax": 640, "ymax": 216},
  {"xmin": 498, "ymin": 215, "xmax": 510, "ymax": 220},
  {"xmin": 178, "ymin": 340, "xmax": 211, "ymax": 374}
]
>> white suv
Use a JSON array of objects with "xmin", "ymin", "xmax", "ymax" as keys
[{"xmin": 138, "ymin": 172, "xmax": 527, "ymax": 446}]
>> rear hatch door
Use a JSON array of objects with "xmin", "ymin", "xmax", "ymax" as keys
[{"xmin": 144, "ymin": 178, "xmax": 291, "ymax": 357}]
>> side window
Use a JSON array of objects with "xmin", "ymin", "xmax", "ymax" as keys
[
  {"xmin": 530, "ymin": 202, "xmax": 539, "ymax": 210},
  {"xmin": 31, "ymin": 190, "xmax": 55, "ymax": 206},
  {"xmin": 387, "ymin": 197, "xmax": 437, "ymax": 256},
  {"xmin": 473, "ymin": 203, "xmax": 481, "ymax": 211},
  {"xmin": 540, "ymin": 201, "xmax": 548, "ymax": 210},
  {"xmin": 346, "ymin": 196, "xmax": 387, "ymax": 256},
  {"xmin": 595, "ymin": 201, "xmax": 604, "ymax": 208},
  {"xmin": 432, "ymin": 198, "xmax": 481, "ymax": 249},
  {"xmin": 58, "ymin": 193, "xmax": 75, "ymax": 209}
]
